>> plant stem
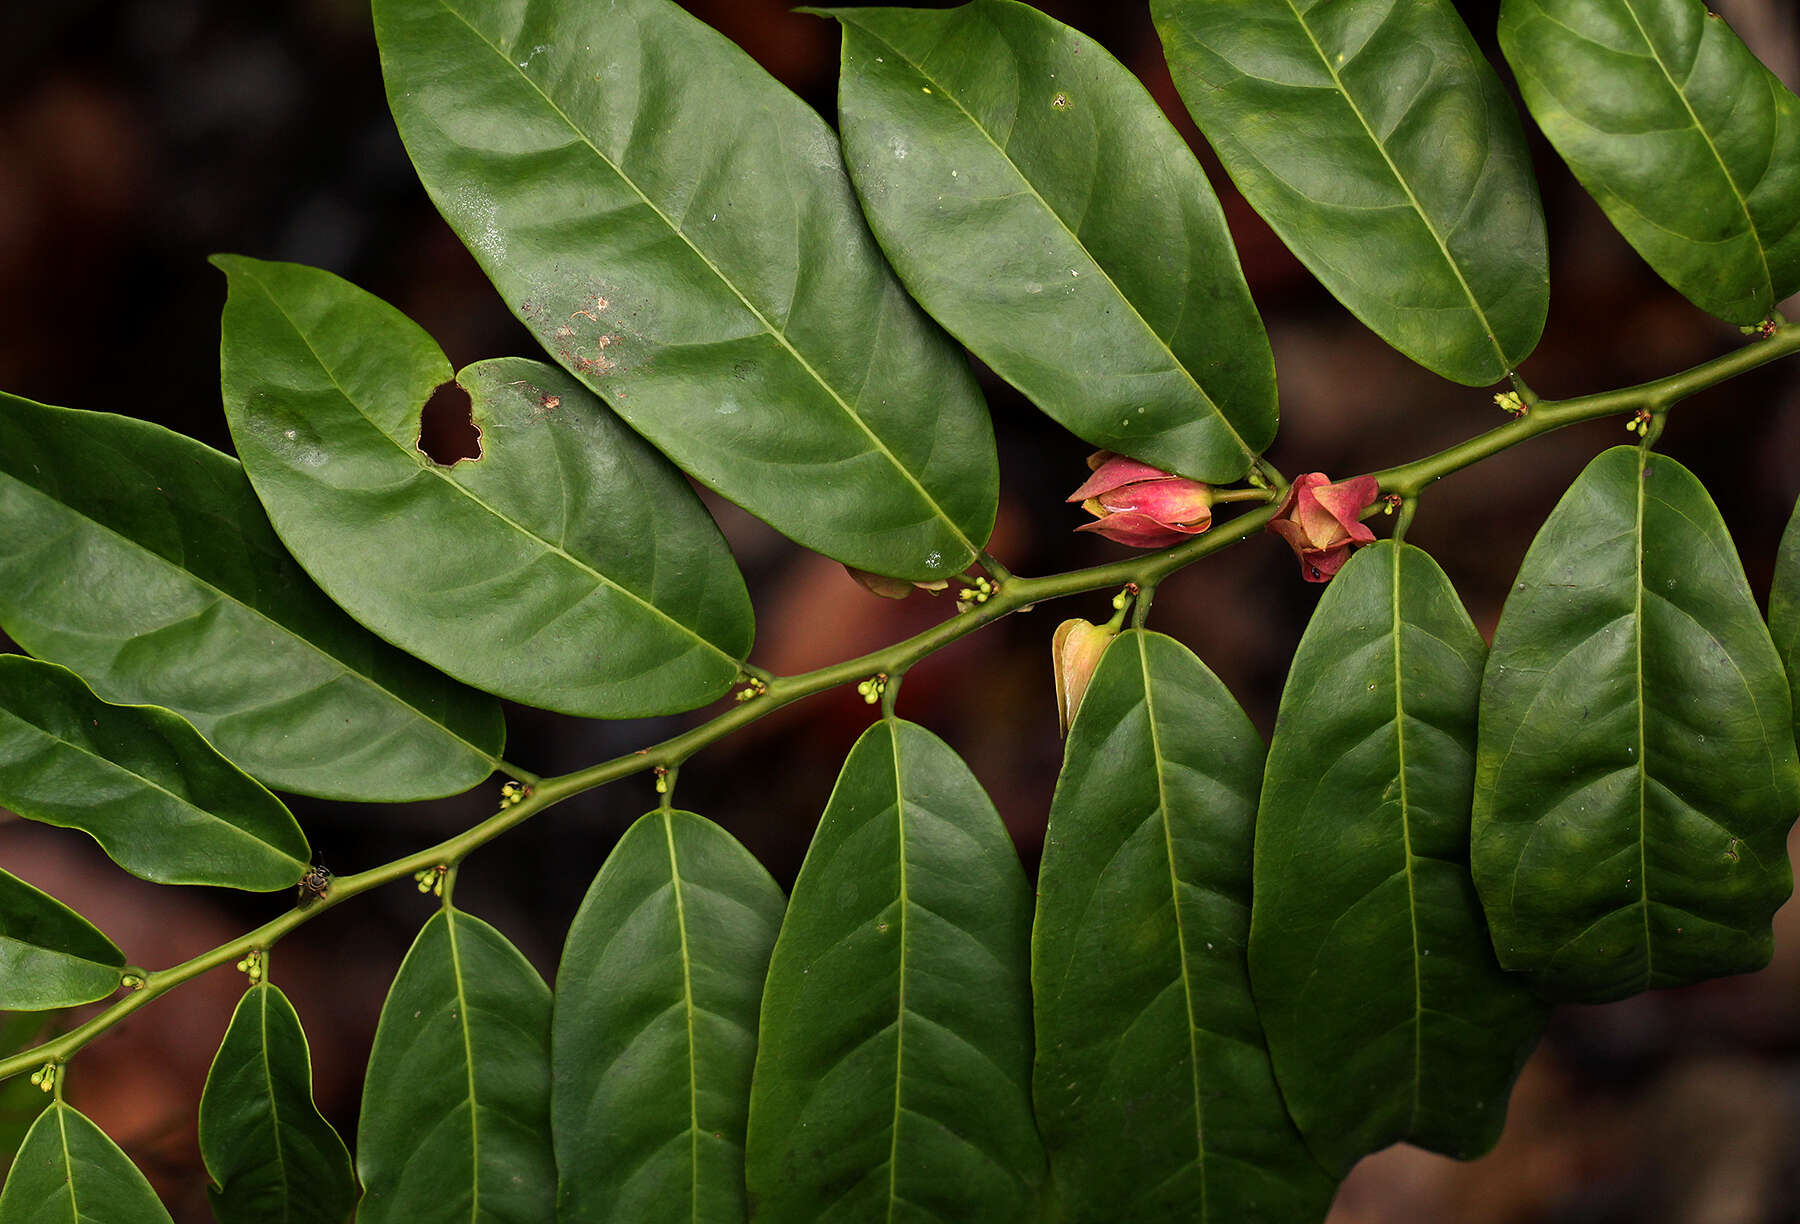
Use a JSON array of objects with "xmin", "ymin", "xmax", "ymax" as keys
[
  {"xmin": 1392, "ymin": 497, "xmax": 1418, "ymax": 543},
  {"xmin": 3, "ymin": 325, "xmax": 1795, "ymax": 1085},
  {"xmin": 1375, "ymin": 325, "xmax": 1800, "ymax": 496},
  {"xmin": 1211, "ymin": 487, "xmax": 1275, "ymax": 505}
]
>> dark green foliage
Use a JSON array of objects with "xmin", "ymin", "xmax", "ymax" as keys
[
  {"xmin": 1034, "ymin": 631, "xmax": 1338, "ymax": 1223},
  {"xmin": 1252, "ymin": 543, "xmax": 1546, "ymax": 1172},
  {"xmin": 0, "ymin": 394, "xmax": 503, "ymax": 801},
  {"xmin": 553, "ymin": 811, "xmax": 784, "ymax": 1222},
  {"xmin": 1153, "ymin": 0, "xmax": 1548, "ymax": 384},
  {"xmin": 2, "ymin": 2, "xmax": 1798, "ymax": 1218},
  {"xmin": 373, "ymin": 0, "xmax": 998, "ymax": 581},
  {"xmin": 199, "ymin": 983, "xmax": 357, "ymax": 1224},
  {"xmin": 746, "ymin": 720, "xmax": 1044, "ymax": 1222},
  {"xmin": 826, "ymin": 0, "xmax": 1275, "ymax": 483},
  {"xmin": 1501, "ymin": 0, "xmax": 1800, "ymax": 323},
  {"xmin": 357, "ymin": 908, "xmax": 554, "ymax": 1223},
  {"xmin": 0, "ymin": 657, "xmax": 308, "ymax": 890},
  {"xmin": 1473, "ymin": 448, "xmax": 1800, "ymax": 1002}
]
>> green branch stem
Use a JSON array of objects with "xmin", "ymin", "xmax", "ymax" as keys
[
  {"xmin": 3, "ymin": 325, "xmax": 1795, "ymax": 1087},
  {"xmin": 1375, "ymin": 323, "xmax": 1800, "ymax": 496}
]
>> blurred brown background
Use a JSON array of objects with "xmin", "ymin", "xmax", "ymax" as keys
[{"xmin": 2, "ymin": 1, "xmax": 1798, "ymax": 1220}]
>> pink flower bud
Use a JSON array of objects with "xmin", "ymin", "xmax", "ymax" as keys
[
  {"xmin": 1067, "ymin": 451, "xmax": 1213, "ymax": 549},
  {"xmin": 1266, "ymin": 472, "xmax": 1380, "ymax": 582},
  {"xmin": 1052, "ymin": 617, "xmax": 1116, "ymax": 736}
]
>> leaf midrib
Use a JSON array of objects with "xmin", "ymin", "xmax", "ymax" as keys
[
  {"xmin": 57, "ymin": 1102, "xmax": 78, "ymax": 1224},
  {"xmin": 883, "ymin": 722, "xmax": 909, "ymax": 1224},
  {"xmin": 426, "ymin": 0, "xmax": 977, "ymax": 561},
  {"xmin": 444, "ymin": 910, "xmax": 483, "ymax": 1223},
  {"xmin": 1280, "ymin": 0, "xmax": 1512, "ymax": 374},
  {"xmin": 237, "ymin": 266, "xmax": 741, "ymax": 676},
  {"xmin": 661, "ymin": 812, "xmax": 704, "ymax": 1224},
  {"xmin": 843, "ymin": 16, "xmax": 1258, "ymax": 471},
  {"xmin": 1387, "ymin": 549, "xmax": 1425, "ymax": 1134},
  {"xmin": 254, "ymin": 987, "xmax": 296, "ymax": 1221},
  {"xmin": 1632, "ymin": 462, "xmax": 1653, "ymax": 985},
  {"xmin": 1136, "ymin": 635, "xmax": 1209, "ymax": 1220}
]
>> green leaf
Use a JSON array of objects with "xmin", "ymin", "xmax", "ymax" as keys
[
  {"xmin": 1033, "ymin": 630, "xmax": 1337, "ymax": 1224},
  {"xmin": 1770, "ymin": 495, "xmax": 1800, "ymax": 751},
  {"xmin": 823, "ymin": 0, "xmax": 1274, "ymax": 484},
  {"xmin": 1250, "ymin": 543, "xmax": 1547, "ymax": 1174},
  {"xmin": 357, "ymin": 907, "xmax": 553, "ymax": 1223},
  {"xmin": 1500, "ymin": 0, "xmax": 1800, "ymax": 324},
  {"xmin": 1473, "ymin": 447, "xmax": 1800, "ymax": 1002},
  {"xmin": 0, "ymin": 1102, "xmax": 174, "ymax": 1224},
  {"xmin": 0, "ymin": 1017, "xmax": 51, "ymax": 1179},
  {"xmin": 0, "ymin": 657, "xmax": 308, "ymax": 891},
  {"xmin": 0, "ymin": 869, "xmax": 124, "ymax": 1011},
  {"xmin": 0, "ymin": 390, "xmax": 502, "ymax": 802},
  {"xmin": 374, "ymin": 0, "xmax": 997, "ymax": 582},
  {"xmin": 216, "ymin": 256, "xmax": 754, "ymax": 720},
  {"xmin": 1152, "ymin": 0, "xmax": 1548, "ymax": 385},
  {"xmin": 552, "ymin": 809, "xmax": 785, "ymax": 1222},
  {"xmin": 746, "ymin": 719, "xmax": 1043, "ymax": 1221},
  {"xmin": 199, "ymin": 982, "xmax": 357, "ymax": 1224}
]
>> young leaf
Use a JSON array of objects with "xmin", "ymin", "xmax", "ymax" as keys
[
  {"xmin": 1153, "ymin": 0, "xmax": 1548, "ymax": 385},
  {"xmin": 1033, "ymin": 630, "xmax": 1337, "ymax": 1224},
  {"xmin": 198, "ymin": 982, "xmax": 357, "ymax": 1224},
  {"xmin": 1473, "ymin": 447, "xmax": 1800, "ymax": 1002},
  {"xmin": 374, "ymin": 0, "xmax": 997, "ymax": 581},
  {"xmin": 0, "ymin": 657, "xmax": 309, "ymax": 891},
  {"xmin": 0, "ymin": 869, "xmax": 125, "ymax": 1011},
  {"xmin": 0, "ymin": 1102, "xmax": 174, "ymax": 1223},
  {"xmin": 0, "ymin": 392, "xmax": 502, "ymax": 801},
  {"xmin": 1500, "ymin": 0, "xmax": 1800, "ymax": 324},
  {"xmin": 824, "ymin": 0, "xmax": 1275, "ymax": 484},
  {"xmin": 1250, "ymin": 543, "xmax": 1547, "ymax": 1175},
  {"xmin": 746, "ymin": 719, "xmax": 1043, "ymax": 1221},
  {"xmin": 357, "ymin": 906, "xmax": 553, "ymax": 1223},
  {"xmin": 1771, "ymin": 496, "xmax": 1799, "ymax": 749},
  {"xmin": 552, "ymin": 809, "xmax": 785, "ymax": 1223},
  {"xmin": 216, "ymin": 256, "xmax": 754, "ymax": 720}
]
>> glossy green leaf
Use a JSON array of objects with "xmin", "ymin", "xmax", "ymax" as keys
[
  {"xmin": 0, "ymin": 869, "xmax": 124, "ymax": 1011},
  {"xmin": 824, "ymin": 0, "xmax": 1274, "ymax": 484},
  {"xmin": 199, "ymin": 982, "xmax": 357, "ymax": 1224},
  {"xmin": 216, "ymin": 256, "xmax": 753, "ymax": 720},
  {"xmin": 0, "ymin": 392, "xmax": 502, "ymax": 801},
  {"xmin": 357, "ymin": 906, "xmax": 553, "ymax": 1223},
  {"xmin": 374, "ymin": 0, "xmax": 996, "ymax": 581},
  {"xmin": 0, "ymin": 1102, "xmax": 173, "ymax": 1224},
  {"xmin": 0, "ymin": 657, "xmax": 307, "ymax": 891},
  {"xmin": 1033, "ymin": 630, "xmax": 1336, "ymax": 1224},
  {"xmin": 1771, "ymin": 495, "xmax": 1800, "ymax": 749},
  {"xmin": 746, "ymin": 719, "xmax": 1043, "ymax": 1221},
  {"xmin": 1251, "ymin": 543, "xmax": 1546, "ymax": 1174},
  {"xmin": 553, "ymin": 809, "xmax": 785, "ymax": 1222},
  {"xmin": 1500, "ymin": 0, "xmax": 1800, "ymax": 324},
  {"xmin": 1153, "ymin": 0, "xmax": 1548, "ymax": 385},
  {"xmin": 1473, "ymin": 447, "xmax": 1800, "ymax": 1002}
]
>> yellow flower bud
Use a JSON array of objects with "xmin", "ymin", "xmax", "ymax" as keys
[{"xmin": 1052, "ymin": 618, "xmax": 1116, "ymax": 737}]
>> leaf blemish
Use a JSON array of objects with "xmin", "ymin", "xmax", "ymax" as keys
[{"xmin": 416, "ymin": 381, "xmax": 482, "ymax": 467}]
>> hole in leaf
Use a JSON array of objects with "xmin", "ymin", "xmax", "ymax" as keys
[{"xmin": 417, "ymin": 382, "xmax": 482, "ymax": 466}]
